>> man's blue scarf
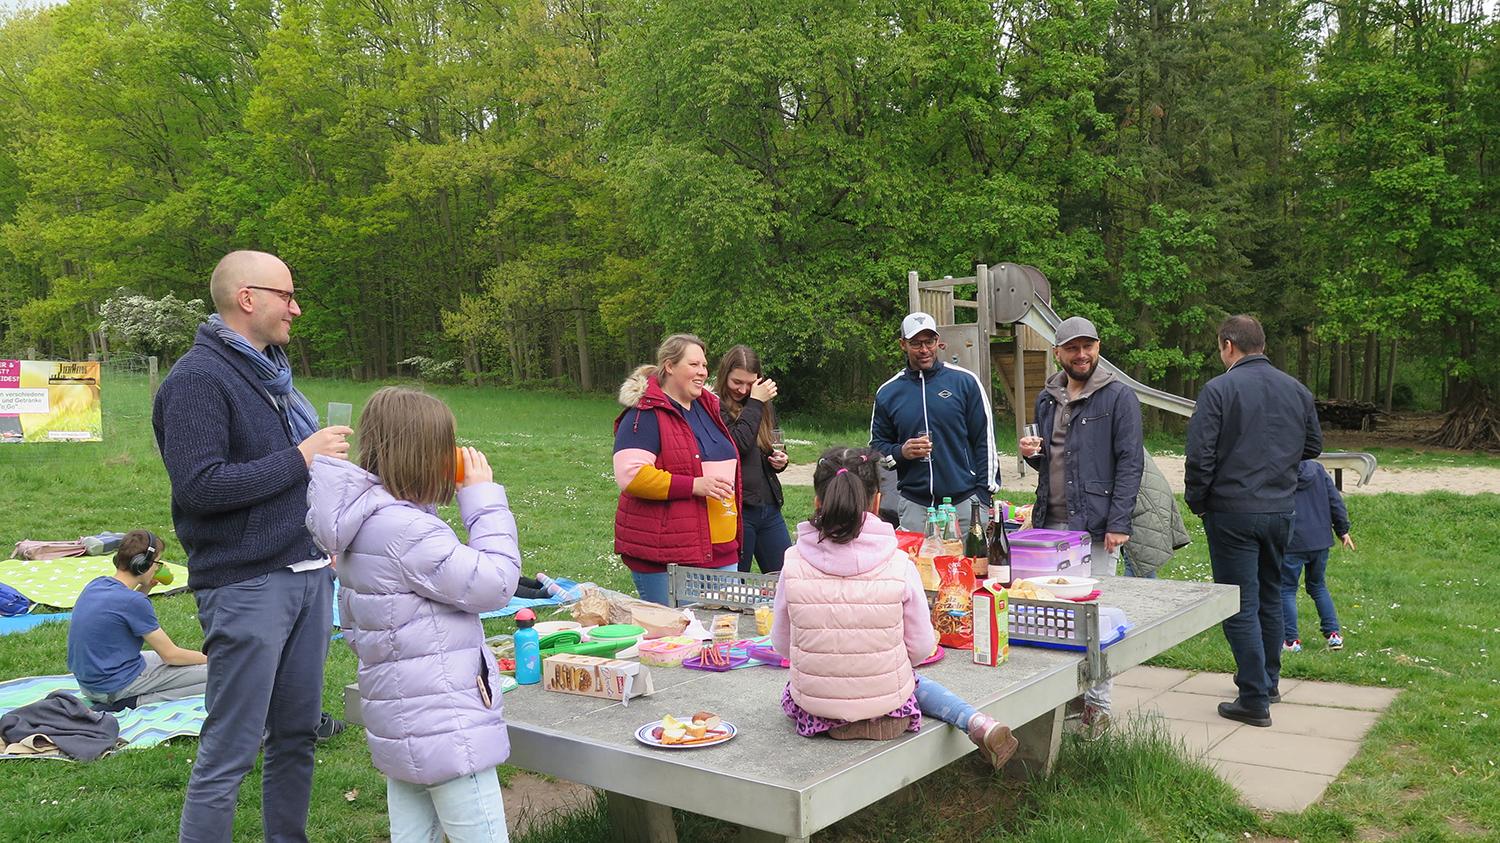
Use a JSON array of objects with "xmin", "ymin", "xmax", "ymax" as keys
[{"xmin": 208, "ymin": 315, "xmax": 321, "ymax": 443}]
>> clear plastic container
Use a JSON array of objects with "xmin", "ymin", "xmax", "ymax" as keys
[{"xmin": 637, "ymin": 636, "xmax": 700, "ymax": 668}]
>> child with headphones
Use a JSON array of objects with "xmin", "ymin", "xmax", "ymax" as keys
[{"xmin": 66, "ymin": 529, "xmax": 208, "ymax": 709}]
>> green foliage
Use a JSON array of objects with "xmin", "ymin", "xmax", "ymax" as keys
[{"xmin": 0, "ymin": 0, "xmax": 1495, "ymax": 409}]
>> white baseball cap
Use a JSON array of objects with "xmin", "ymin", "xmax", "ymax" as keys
[{"xmin": 901, "ymin": 312, "xmax": 939, "ymax": 340}]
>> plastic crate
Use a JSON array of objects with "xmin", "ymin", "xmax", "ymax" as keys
[
  {"xmin": 1007, "ymin": 597, "xmax": 1121, "ymax": 681},
  {"xmin": 666, "ymin": 564, "xmax": 778, "ymax": 613}
]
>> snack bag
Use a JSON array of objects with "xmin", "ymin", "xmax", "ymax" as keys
[
  {"xmin": 895, "ymin": 530, "xmax": 924, "ymax": 557},
  {"xmin": 930, "ymin": 555, "xmax": 976, "ymax": 649}
]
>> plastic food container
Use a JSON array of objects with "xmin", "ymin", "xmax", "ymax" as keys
[
  {"xmin": 638, "ymin": 636, "xmax": 700, "ymax": 668},
  {"xmin": 584, "ymin": 624, "xmax": 646, "ymax": 648},
  {"xmin": 1009, "ymin": 529, "xmax": 1092, "ymax": 579},
  {"xmin": 534, "ymin": 620, "xmax": 582, "ymax": 637}
]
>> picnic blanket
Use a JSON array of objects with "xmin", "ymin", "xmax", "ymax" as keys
[
  {"xmin": 331, "ymin": 576, "xmax": 582, "ymax": 632},
  {"xmin": 0, "ymin": 556, "xmax": 187, "ymax": 610},
  {"xmin": 0, "ymin": 675, "xmax": 206, "ymax": 759},
  {"xmin": 0, "ymin": 612, "xmax": 71, "ymax": 637}
]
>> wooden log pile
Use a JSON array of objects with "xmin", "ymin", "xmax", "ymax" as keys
[{"xmin": 1315, "ymin": 400, "xmax": 1382, "ymax": 431}]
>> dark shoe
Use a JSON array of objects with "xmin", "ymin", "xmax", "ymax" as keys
[
  {"xmin": 1217, "ymin": 700, "xmax": 1271, "ymax": 727},
  {"xmin": 316, "ymin": 712, "xmax": 347, "ymax": 742},
  {"xmin": 1269, "ymin": 690, "xmax": 1281, "ymax": 704}
]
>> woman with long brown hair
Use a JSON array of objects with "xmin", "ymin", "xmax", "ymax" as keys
[{"xmin": 714, "ymin": 345, "xmax": 790, "ymax": 574}]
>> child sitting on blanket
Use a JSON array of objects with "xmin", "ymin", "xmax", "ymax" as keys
[
  {"xmin": 66, "ymin": 530, "xmax": 208, "ymax": 709},
  {"xmin": 769, "ymin": 446, "xmax": 1020, "ymax": 767},
  {"xmin": 307, "ymin": 386, "xmax": 521, "ymax": 842}
]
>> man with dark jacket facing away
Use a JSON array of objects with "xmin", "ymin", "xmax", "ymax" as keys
[
  {"xmin": 153, "ymin": 250, "xmax": 352, "ymax": 842},
  {"xmin": 1018, "ymin": 316, "xmax": 1143, "ymax": 733},
  {"xmin": 1186, "ymin": 315, "xmax": 1322, "ymax": 728}
]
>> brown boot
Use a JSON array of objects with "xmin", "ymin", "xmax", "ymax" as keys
[
  {"xmin": 829, "ymin": 716, "xmax": 909, "ymax": 741},
  {"xmin": 967, "ymin": 715, "xmax": 1019, "ymax": 768}
]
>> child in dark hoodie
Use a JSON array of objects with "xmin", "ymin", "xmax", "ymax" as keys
[{"xmin": 1282, "ymin": 460, "xmax": 1354, "ymax": 652}]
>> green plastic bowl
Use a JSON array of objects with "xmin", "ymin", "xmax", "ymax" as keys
[{"xmin": 588, "ymin": 624, "xmax": 645, "ymax": 641}]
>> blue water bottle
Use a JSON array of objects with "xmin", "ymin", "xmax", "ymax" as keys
[{"xmin": 513, "ymin": 608, "xmax": 542, "ymax": 685}]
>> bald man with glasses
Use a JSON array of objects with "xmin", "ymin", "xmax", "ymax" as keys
[{"xmin": 153, "ymin": 251, "xmax": 351, "ymax": 842}]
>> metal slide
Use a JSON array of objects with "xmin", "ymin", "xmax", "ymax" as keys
[
  {"xmin": 999, "ymin": 265, "xmax": 1374, "ymax": 486},
  {"xmin": 1017, "ymin": 295, "xmax": 1199, "ymax": 418}
]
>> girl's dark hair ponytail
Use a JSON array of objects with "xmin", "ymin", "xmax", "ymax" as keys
[{"xmin": 810, "ymin": 446, "xmax": 880, "ymax": 544}]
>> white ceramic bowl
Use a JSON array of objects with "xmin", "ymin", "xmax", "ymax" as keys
[
  {"xmin": 534, "ymin": 620, "xmax": 582, "ymax": 636},
  {"xmin": 1019, "ymin": 575, "xmax": 1099, "ymax": 599}
]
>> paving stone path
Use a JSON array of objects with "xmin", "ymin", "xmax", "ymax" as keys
[{"xmin": 1115, "ymin": 665, "xmax": 1400, "ymax": 813}]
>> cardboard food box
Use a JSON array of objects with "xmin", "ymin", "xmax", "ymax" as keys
[
  {"xmin": 972, "ymin": 583, "xmax": 1009, "ymax": 667},
  {"xmin": 542, "ymin": 653, "xmax": 654, "ymax": 705}
]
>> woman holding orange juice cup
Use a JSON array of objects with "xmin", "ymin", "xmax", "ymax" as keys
[{"xmin": 613, "ymin": 334, "xmax": 742, "ymax": 605}]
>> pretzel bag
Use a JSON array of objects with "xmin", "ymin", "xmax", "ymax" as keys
[{"xmin": 930, "ymin": 555, "xmax": 976, "ymax": 649}]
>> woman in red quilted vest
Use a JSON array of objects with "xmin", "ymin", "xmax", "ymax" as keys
[
  {"xmin": 768, "ymin": 446, "xmax": 1018, "ymax": 767},
  {"xmin": 613, "ymin": 334, "xmax": 743, "ymax": 605}
]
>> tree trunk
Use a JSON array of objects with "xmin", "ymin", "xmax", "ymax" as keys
[
  {"xmin": 1328, "ymin": 340, "xmax": 1342, "ymax": 399},
  {"xmin": 1383, "ymin": 338, "xmax": 1398, "ymax": 411},
  {"xmin": 1298, "ymin": 331, "xmax": 1310, "ymax": 385},
  {"xmin": 1361, "ymin": 333, "xmax": 1377, "ymax": 402},
  {"xmin": 574, "ymin": 289, "xmax": 593, "ymax": 391}
]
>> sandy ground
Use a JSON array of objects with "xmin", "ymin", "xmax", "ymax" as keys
[{"xmin": 778, "ymin": 455, "xmax": 1500, "ymax": 495}]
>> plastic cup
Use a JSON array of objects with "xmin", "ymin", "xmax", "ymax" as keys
[
  {"xmin": 327, "ymin": 402, "xmax": 352, "ymax": 429},
  {"xmin": 454, "ymin": 447, "xmax": 465, "ymax": 484},
  {"xmin": 154, "ymin": 565, "xmax": 174, "ymax": 586}
]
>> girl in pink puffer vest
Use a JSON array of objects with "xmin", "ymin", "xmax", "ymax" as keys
[{"xmin": 770, "ymin": 446, "xmax": 1019, "ymax": 767}]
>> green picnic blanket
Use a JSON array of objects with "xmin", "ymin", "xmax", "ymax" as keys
[{"xmin": 0, "ymin": 556, "xmax": 186, "ymax": 610}]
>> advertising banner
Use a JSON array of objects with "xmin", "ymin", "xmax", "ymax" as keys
[{"xmin": 0, "ymin": 360, "xmax": 103, "ymax": 443}]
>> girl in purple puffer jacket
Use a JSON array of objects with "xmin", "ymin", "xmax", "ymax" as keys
[{"xmin": 307, "ymin": 387, "xmax": 521, "ymax": 843}]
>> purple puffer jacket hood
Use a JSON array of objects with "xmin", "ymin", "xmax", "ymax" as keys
[{"xmin": 306, "ymin": 455, "xmax": 522, "ymax": 785}]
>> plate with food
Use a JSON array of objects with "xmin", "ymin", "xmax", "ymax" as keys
[
  {"xmin": 1017, "ymin": 575, "xmax": 1098, "ymax": 600},
  {"xmin": 635, "ymin": 712, "xmax": 737, "ymax": 749}
]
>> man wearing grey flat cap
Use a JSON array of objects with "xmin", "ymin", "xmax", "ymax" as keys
[{"xmin": 1019, "ymin": 316, "xmax": 1144, "ymax": 733}]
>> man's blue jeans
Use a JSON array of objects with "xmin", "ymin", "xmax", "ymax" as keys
[
  {"xmin": 1281, "ymin": 549, "xmax": 1340, "ymax": 641},
  {"xmin": 1203, "ymin": 511, "xmax": 1292, "ymax": 711}
]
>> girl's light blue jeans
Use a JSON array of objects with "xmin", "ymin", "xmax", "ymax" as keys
[
  {"xmin": 387, "ymin": 767, "xmax": 509, "ymax": 843},
  {"xmin": 630, "ymin": 563, "xmax": 738, "ymax": 606},
  {"xmin": 913, "ymin": 676, "xmax": 979, "ymax": 731}
]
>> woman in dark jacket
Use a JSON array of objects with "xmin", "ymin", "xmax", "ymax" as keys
[{"xmin": 714, "ymin": 346, "xmax": 790, "ymax": 573}]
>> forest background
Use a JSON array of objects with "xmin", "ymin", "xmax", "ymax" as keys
[{"xmin": 0, "ymin": 0, "xmax": 1496, "ymax": 438}]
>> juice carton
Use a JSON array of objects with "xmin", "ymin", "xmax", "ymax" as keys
[{"xmin": 972, "ymin": 582, "xmax": 1009, "ymax": 667}]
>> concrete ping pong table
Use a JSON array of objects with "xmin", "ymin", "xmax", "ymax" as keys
[{"xmin": 344, "ymin": 577, "xmax": 1238, "ymax": 842}]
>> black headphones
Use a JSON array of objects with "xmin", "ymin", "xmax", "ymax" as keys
[{"xmin": 127, "ymin": 531, "xmax": 163, "ymax": 577}]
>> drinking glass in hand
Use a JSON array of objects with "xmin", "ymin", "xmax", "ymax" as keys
[
  {"xmin": 917, "ymin": 428, "xmax": 932, "ymax": 462},
  {"xmin": 1023, "ymin": 423, "xmax": 1038, "ymax": 439},
  {"xmin": 770, "ymin": 427, "xmax": 786, "ymax": 454},
  {"xmin": 327, "ymin": 402, "xmax": 352, "ymax": 429}
]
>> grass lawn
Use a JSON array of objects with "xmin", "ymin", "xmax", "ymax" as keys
[{"xmin": 0, "ymin": 376, "xmax": 1495, "ymax": 841}]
